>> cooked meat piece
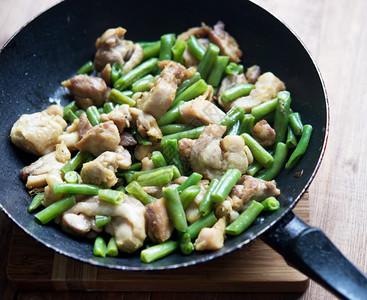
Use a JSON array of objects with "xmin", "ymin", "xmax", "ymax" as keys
[
  {"xmin": 178, "ymin": 138, "xmax": 195, "ymax": 158},
  {"xmin": 100, "ymin": 63, "xmax": 112, "ymax": 86},
  {"xmin": 214, "ymin": 196, "xmax": 240, "ymax": 223},
  {"xmin": 189, "ymin": 125, "xmax": 250, "ymax": 180},
  {"xmin": 194, "ymin": 217, "xmax": 226, "ymax": 251},
  {"xmin": 94, "ymin": 27, "xmax": 143, "ymax": 73},
  {"xmin": 179, "ymin": 96, "xmax": 225, "ymax": 126},
  {"xmin": 62, "ymin": 75, "xmax": 107, "ymax": 110},
  {"xmin": 141, "ymin": 157, "xmax": 155, "ymax": 170},
  {"xmin": 10, "ymin": 104, "xmax": 67, "ymax": 156},
  {"xmin": 217, "ymin": 73, "xmax": 248, "ymax": 110},
  {"xmin": 177, "ymin": 26, "xmax": 208, "ymax": 41},
  {"xmin": 134, "ymin": 144, "xmax": 161, "ymax": 161},
  {"xmin": 204, "ymin": 21, "xmax": 242, "ymax": 63},
  {"xmin": 62, "ymin": 195, "xmax": 146, "ymax": 253},
  {"xmin": 57, "ymin": 119, "xmax": 80, "ymax": 150},
  {"xmin": 80, "ymin": 145, "xmax": 131, "ymax": 187},
  {"xmin": 78, "ymin": 113, "xmax": 93, "ymax": 138},
  {"xmin": 21, "ymin": 142, "xmax": 71, "ymax": 189},
  {"xmin": 182, "ymin": 38, "xmax": 210, "ymax": 68},
  {"xmin": 146, "ymin": 198, "xmax": 174, "ymax": 243},
  {"xmin": 226, "ymin": 96, "xmax": 263, "ymax": 113},
  {"xmin": 250, "ymin": 72, "xmax": 286, "ymax": 102},
  {"xmin": 42, "ymin": 169, "xmax": 65, "ymax": 207},
  {"xmin": 246, "ymin": 65, "xmax": 261, "ymax": 84},
  {"xmin": 137, "ymin": 61, "xmax": 188, "ymax": 119},
  {"xmin": 75, "ymin": 121, "xmax": 120, "ymax": 156},
  {"xmin": 100, "ymin": 104, "xmax": 132, "ymax": 133},
  {"xmin": 61, "ymin": 213, "xmax": 102, "ymax": 238},
  {"xmin": 252, "ymin": 120, "xmax": 276, "ymax": 148},
  {"xmin": 185, "ymin": 179, "xmax": 210, "ymax": 224},
  {"xmin": 119, "ymin": 131, "xmax": 137, "ymax": 146},
  {"xmin": 129, "ymin": 108, "xmax": 162, "ymax": 143}
]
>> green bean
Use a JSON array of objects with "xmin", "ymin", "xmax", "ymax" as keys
[
  {"xmin": 274, "ymin": 91, "xmax": 292, "ymax": 144},
  {"xmin": 261, "ymin": 197, "xmax": 280, "ymax": 211},
  {"xmin": 136, "ymin": 170, "xmax": 174, "ymax": 186},
  {"xmin": 187, "ymin": 211, "xmax": 218, "ymax": 240},
  {"xmin": 131, "ymin": 74, "xmax": 155, "ymax": 93},
  {"xmin": 61, "ymin": 151, "xmax": 93, "ymax": 174},
  {"xmin": 115, "ymin": 186, "xmax": 126, "ymax": 193},
  {"xmin": 207, "ymin": 55, "xmax": 230, "ymax": 87},
  {"xmin": 128, "ymin": 162, "xmax": 142, "ymax": 171},
  {"xmin": 123, "ymin": 171, "xmax": 135, "ymax": 183},
  {"xmin": 161, "ymin": 126, "xmax": 204, "ymax": 141},
  {"xmin": 138, "ymin": 41, "xmax": 159, "ymax": 47},
  {"xmin": 246, "ymin": 160, "xmax": 263, "ymax": 176},
  {"xmin": 227, "ymin": 119, "xmax": 241, "ymax": 135},
  {"xmin": 63, "ymin": 101, "xmax": 78, "ymax": 120},
  {"xmin": 179, "ymin": 232, "xmax": 194, "ymax": 255},
  {"xmin": 210, "ymin": 169, "xmax": 242, "ymax": 203},
  {"xmin": 141, "ymin": 41, "xmax": 161, "ymax": 60},
  {"xmin": 187, "ymin": 35, "xmax": 205, "ymax": 60},
  {"xmin": 251, "ymin": 98, "xmax": 278, "ymax": 119},
  {"xmin": 103, "ymin": 102, "xmax": 115, "ymax": 114},
  {"xmin": 176, "ymin": 72, "xmax": 201, "ymax": 96},
  {"xmin": 98, "ymin": 107, "xmax": 104, "ymax": 114},
  {"xmin": 156, "ymin": 100, "xmax": 184, "ymax": 126},
  {"xmin": 159, "ymin": 33, "xmax": 176, "ymax": 61},
  {"xmin": 106, "ymin": 237, "xmax": 119, "ymax": 257},
  {"xmin": 221, "ymin": 83, "xmax": 254, "ymax": 104},
  {"xmin": 75, "ymin": 109, "xmax": 85, "ymax": 118},
  {"xmin": 125, "ymin": 181, "xmax": 156, "ymax": 205},
  {"xmin": 28, "ymin": 192, "xmax": 44, "ymax": 213},
  {"xmin": 34, "ymin": 196, "xmax": 76, "ymax": 225},
  {"xmin": 67, "ymin": 109, "xmax": 78, "ymax": 123},
  {"xmin": 180, "ymin": 185, "xmax": 201, "ymax": 210},
  {"xmin": 163, "ymin": 187, "xmax": 188, "ymax": 232},
  {"xmin": 171, "ymin": 79, "xmax": 208, "ymax": 108},
  {"xmin": 114, "ymin": 57, "xmax": 158, "ymax": 90},
  {"xmin": 225, "ymin": 62, "xmax": 244, "ymax": 75},
  {"xmin": 289, "ymin": 112, "xmax": 304, "ymax": 136},
  {"xmin": 108, "ymin": 88, "xmax": 136, "ymax": 107},
  {"xmin": 151, "ymin": 151, "xmax": 167, "ymax": 168},
  {"xmin": 134, "ymin": 131, "xmax": 152, "ymax": 146},
  {"xmin": 95, "ymin": 215, "xmax": 111, "ymax": 227},
  {"xmin": 217, "ymin": 105, "xmax": 245, "ymax": 129},
  {"xmin": 86, "ymin": 105, "xmax": 101, "ymax": 126},
  {"xmin": 199, "ymin": 178, "xmax": 219, "ymax": 216},
  {"xmin": 93, "ymin": 236, "xmax": 107, "ymax": 258},
  {"xmin": 98, "ymin": 189, "xmax": 124, "ymax": 204},
  {"xmin": 225, "ymin": 200, "xmax": 264, "ymax": 235},
  {"xmin": 256, "ymin": 142, "xmax": 288, "ymax": 181},
  {"xmin": 161, "ymin": 139, "xmax": 185, "ymax": 175},
  {"xmin": 240, "ymin": 113, "xmax": 255, "ymax": 134},
  {"xmin": 76, "ymin": 60, "xmax": 94, "ymax": 75},
  {"xmin": 172, "ymin": 40, "xmax": 186, "ymax": 64},
  {"xmin": 110, "ymin": 62, "xmax": 123, "ymax": 84},
  {"xmin": 286, "ymin": 126, "xmax": 298, "ymax": 149},
  {"xmin": 160, "ymin": 124, "xmax": 195, "ymax": 135},
  {"xmin": 285, "ymin": 124, "xmax": 313, "ymax": 169},
  {"xmin": 53, "ymin": 183, "xmax": 100, "ymax": 195},
  {"xmin": 64, "ymin": 171, "xmax": 79, "ymax": 184},
  {"xmin": 241, "ymin": 133, "xmax": 274, "ymax": 169},
  {"xmin": 176, "ymin": 172, "xmax": 203, "ymax": 193},
  {"xmin": 197, "ymin": 43, "xmax": 220, "ymax": 80},
  {"xmin": 140, "ymin": 240, "xmax": 179, "ymax": 263},
  {"xmin": 131, "ymin": 165, "xmax": 181, "ymax": 180}
]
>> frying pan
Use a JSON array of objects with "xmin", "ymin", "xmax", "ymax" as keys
[{"xmin": 0, "ymin": 0, "xmax": 366, "ymax": 298}]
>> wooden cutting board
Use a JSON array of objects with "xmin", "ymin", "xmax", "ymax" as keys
[{"xmin": 7, "ymin": 192, "xmax": 309, "ymax": 293}]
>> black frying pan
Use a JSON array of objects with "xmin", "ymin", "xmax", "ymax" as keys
[{"xmin": 0, "ymin": 0, "xmax": 366, "ymax": 298}]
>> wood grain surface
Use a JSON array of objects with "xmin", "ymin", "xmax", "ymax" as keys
[{"xmin": 1, "ymin": 0, "xmax": 367, "ymax": 299}]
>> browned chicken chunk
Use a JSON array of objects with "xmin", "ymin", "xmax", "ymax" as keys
[
  {"xmin": 100, "ymin": 104, "xmax": 132, "ymax": 133},
  {"xmin": 251, "ymin": 120, "xmax": 276, "ymax": 148},
  {"xmin": 11, "ymin": 104, "xmax": 67, "ymax": 156},
  {"xmin": 130, "ymin": 108, "xmax": 162, "ymax": 143},
  {"xmin": 194, "ymin": 217, "xmax": 227, "ymax": 251},
  {"xmin": 62, "ymin": 74, "xmax": 107, "ymax": 110},
  {"xmin": 246, "ymin": 65, "xmax": 261, "ymax": 84}
]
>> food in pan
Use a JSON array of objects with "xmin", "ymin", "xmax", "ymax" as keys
[{"xmin": 10, "ymin": 21, "xmax": 312, "ymax": 262}]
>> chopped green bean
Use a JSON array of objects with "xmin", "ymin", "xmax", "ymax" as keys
[
  {"xmin": 159, "ymin": 33, "xmax": 176, "ymax": 61},
  {"xmin": 63, "ymin": 101, "xmax": 78, "ymax": 120},
  {"xmin": 210, "ymin": 169, "xmax": 242, "ymax": 203},
  {"xmin": 199, "ymin": 178, "xmax": 219, "ymax": 216},
  {"xmin": 251, "ymin": 98, "xmax": 278, "ymax": 119},
  {"xmin": 28, "ymin": 192, "xmax": 44, "ymax": 213},
  {"xmin": 261, "ymin": 197, "xmax": 280, "ymax": 211},
  {"xmin": 187, "ymin": 35, "xmax": 205, "ymax": 60},
  {"xmin": 172, "ymin": 40, "xmax": 186, "ymax": 64},
  {"xmin": 151, "ymin": 151, "xmax": 167, "ymax": 168},
  {"xmin": 61, "ymin": 151, "xmax": 93, "ymax": 174},
  {"xmin": 274, "ymin": 91, "xmax": 292, "ymax": 144},
  {"xmin": 125, "ymin": 181, "xmax": 156, "ymax": 205},
  {"xmin": 227, "ymin": 119, "xmax": 241, "ymax": 135},
  {"xmin": 225, "ymin": 62, "xmax": 244, "ymax": 75},
  {"xmin": 53, "ymin": 183, "xmax": 100, "ymax": 195},
  {"xmin": 131, "ymin": 74, "xmax": 155, "ymax": 93},
  {"xmin": 93, "ymin": 236, "xmax": 107, "ymax": 257},
  {"xmin": 103, "ymin": 102, "xmax": 115, "ymax": 114},
  {"xmin": 221, "ymin": 83, "xmax": 254, "ymax": 104},
  {"xmin": 140, "ymin": 240, "xmax": 179, "ymax": 263},
  {"xmin": 136, "ymin": 170, "xmax": 174, "ymax": 186},
  {"xmin": 35, "ymin": 196, "xmax": 76, "ymax": 225},
  {"xmin": 98, "ymin": 189, "xmax": 124, "ymax": 204},
  {"xmin": 95, "ymin": 215, "xmax": 111, "ymax": 227},
  {"xmin": 217, "ymin": 105, "xmax": 245, "ymax": 129},
  {"xmin": 86, "ymin": 105, "xmax": 101, "ymax": 126},
  {"xmin": 107, "ymin": 237, "xmax": 119, "ymax": 257},
  {"xmin": 289, "ymin": 112, "xmax": 304, "ymax": 136},
  {"xmin": 246, "ymin": 160, "xmax": 263, "ymax": 176},
  {"xmin": 76, "ymin": 60, "xmax": 94, "ymax": 75},
  {"xmin": 108, "ymin": 88, "xmax": 136, "ymax": 107},
  {"xmin": 111, "ymin": 62, "xmax": 123, "ymax": 84},
  {"xmin": 286, "ymin": 126, "xmax": 298, "ymax": 149},
  {"xmin": 241, "ymin": 133, "xmax": 274, "ymax": 169},
  {"xmin": 157, "ymin": 100, "xmax": 184, "ymax": 126},
  {"xmin": 64, "ymin": 171, "xmax": 79, "ymax": 184},
  {"xmin": 180, "ymin": 185, "xmax": 201, "ymax": 210},
  {"xmin": 179, "ymin": 232, "xmax": 194, "ymax": 255},
  {"xmin": 187, "ymin": 211, "xmax": 218, "ymax": 240},
  {"xmin": 176, "ymin": 172, "xmax": 202, "ymax": 193},
  {"xmin": 160, "ymin": 124, "xmax": 195, "ymax": 135},
  {"xmin": 131, "ymin": 165, "xmax": 181, "ymax": 181},
  {"xmin": 141, "ymin": 41, "xmax": 161, "ymax": 60},
  {"xmin": 171, "ymin": 79, "xmax": 208, "ymax": 108},
  {"xmin": 240, "ymin": 113, "xmax": 255, "ymax": 134},
  {"xmin": 197, "ymin": 43, "xmax": 220, "ymax": 80},
  {"xmin": 207, "ymin": 55, "xmax": 230, "ymax": 87},
  {"xmin": 161, "ymin": 139, "xmax": 185, "ymax": 175},
  {"xmin": 163, "ymin": 187, "xmax": 188, "ymax": 232},
  {"xmin": 176, "ymin": 72, "xmax": 201, "ymax": 96},
  {"xmin": 67, "ymin": 109, "xmax": 78, "ymax": 123}
]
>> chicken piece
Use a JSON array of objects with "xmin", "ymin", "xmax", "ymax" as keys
[
  {"xmin": 145, "ymin": 198, "xmax": 174, "ymax": 243},
  {"xmin": 75, "ymin": 121, "xmax": 120, "ymax": 156},
  {"xmin": 129, "ymin": 108, "xmax": 162, "ymax": 143},
  {"xmin": 10, "ymin": 104, "xmax": 67, "ymax": 156},
  {"xmin": 137, "ymin": 61, "xmax": 188, "ymax": 119},
  {"xmin": 61, "ymin": 213, "xmax": 102, "ymax": 238},
  {"xmin": 250, "ymin": 72, "xmax": 286, "ymax": 102},
  {"xmin": 100, "ymin": 63, "xmax": 112, "ymax": 86},
  {"xmin": 94, "ymin": 27, "xmax": 144, "ymax": 73},
  {"xmin": 81, "ymin": 145, "xmax": 131, "ymax": 187},
  {"xmin": 100, "ymin": 104, "xmax": 132, "ymax": 133},
  {"xmin": 141, "ymin": 157, "xmax": 155, "ymax": 170},
  {"xmin": 189, "ymin": 125, "xmax": 250, "ymax": 180},
  {"xmin": 204, "ymin": 21, "xmax": 242, "ymax": 63},
  {"xmin": 246, "ymin": 65, "xmax": 261, "ymax": 84},
  {"xmin": 62, "ymin": 75, "xmax": 107, "ymax": 110},
  {"xmin": 179, "ymin": 96, "xmax": 225, "ymax": 126},
  {"xmin": 185, "ymin": 180, "xmax": 210, "ymax": 224},
  {"xmin": 119, "ymin": 131, "xmax": 137, "ymax": 146},
  {"xmin": 178, "ymin": 138, "xmax": 195, "ymax": 158},
  {"xmin": 182, "ymin": 38, "xmax": 210, "ymax": 68},
  {"xmin": 57, "ymin": 119, "xmax": 80, "ymax": 150},
  {"xmin": 43, "ymin": 169, "xmax": 65, "ymax": 207},
  {"xmin": 78, "ymin": 113, "xmax": 93, "ymax": 138},
  {"xmin": 21, "ymin": 141, "xmax": 71, "ymax": 189},
  {"xmin": 177, "ymin": 26, "xmax": 208, "ymax": 41},
  {"xmin": 134, "ymin": 144, "xmax": 161, "ymax": 161},
  {"xmin": 227, "ymin": 96, "xmax": 263, "ymax": 113},
  {"xmin": 194, "ymin": 217, "xmax": 227, "ymax": 251},
  {"xmin": 251, "ymin": 120, "xmax": 276, "ymax": 148},
  {"xmin": 62, "ymin": 195, "xmax": 146, "ymax": 253}
]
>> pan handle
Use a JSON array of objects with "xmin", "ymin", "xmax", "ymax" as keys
[{"xmin": 262, "ymin": 211, "xmax": 367, "ymax": 299}]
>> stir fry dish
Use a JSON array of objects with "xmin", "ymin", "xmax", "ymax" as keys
[{"xmin": 10, "ymin": 22, "xmax": 312, "ymax": 263}]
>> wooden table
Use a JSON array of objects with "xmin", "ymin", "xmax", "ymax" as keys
[{"xmin": 1, "ymin": 0, "xmax": 367, "ymax": 299}]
